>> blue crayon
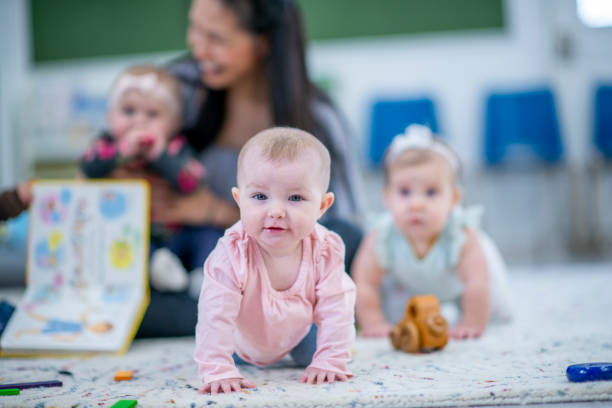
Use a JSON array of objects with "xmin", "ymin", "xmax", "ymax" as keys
[{"xmin": 567, "ymin": 363, "xmax": 612, "ymax": 382}]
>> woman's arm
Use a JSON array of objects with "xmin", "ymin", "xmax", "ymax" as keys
[
  {"xmin": 453, "ymin": 228, "xmax": 490, "ymax": 339},
  {"xmin": 351, "ymin": 231, "xmax": 392, "ymax": 337},
  {"xmin": 0, "ymin": 179, "xmax": 31, "ymax": 222},
  {"xmin": 0, "ymin": 187, "xmax": 28, "ymax": 222},
  {"xmin": 110, "ymin": 163, "xmax": 238, "ymax": 227},
  {"xmin": 150, "ymin": 180, "xmax": 239, "ymax": 227},
  {"xmin": 312, "ymin": 101, "xmax": 364, "ymax": 221}
]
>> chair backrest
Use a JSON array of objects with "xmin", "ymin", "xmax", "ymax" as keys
[
  {"xmin": 594, "ymin": 84, "xmax": 612, "ymax": 159},
  {"xmin": 369, "ymin": 97, "xmax": 438, "ymax": 166},
  {"xmin": 483, "ymin": 88, "xmax": 563, "ymax": 166}
]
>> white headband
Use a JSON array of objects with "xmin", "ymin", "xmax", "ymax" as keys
[
  {"xmin": 109, "ymin": 73, "xmax": 180, "ymax": 116},
  {"xmin": 384, "ymin": 124, "xmax": 460, "ymax": 172}
]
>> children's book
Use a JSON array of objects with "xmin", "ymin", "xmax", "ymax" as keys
[{"xmin": 0, "ymin": 180, "xmax": 150, "ymax": 356}]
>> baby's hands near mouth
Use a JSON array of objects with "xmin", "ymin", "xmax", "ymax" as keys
[
  {"xmin": 118, "ymin": 128, "xmax": 144, "ymax": 158},
  {"xmin": 119, "ymin": 127, "xmax": 167, "ymax": 160},
  {"xmin": 138, "ymin": 130, "xmax": 167, "ymax": 161}
]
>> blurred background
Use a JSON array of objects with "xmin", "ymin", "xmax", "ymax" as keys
[{"xmin": 0, "ymin": 0, "xmax": 611, "ymax": 282}]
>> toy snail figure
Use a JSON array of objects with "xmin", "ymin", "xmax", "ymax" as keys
[{"xmin": 390, "ymin": 295, "xmax": 449, "ymax": 353}]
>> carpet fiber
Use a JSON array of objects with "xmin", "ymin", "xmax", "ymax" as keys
[{"xmin": 1, "ymin": 263, "xmax": 611, "ymax": 407}]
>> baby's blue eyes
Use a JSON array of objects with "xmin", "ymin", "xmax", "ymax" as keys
[
  {"xmin": 250, "ymin": 194, "xmax": 304, "ymax": 201},
  {"xmin": 398, "ymin": 188, "xmax": 438, "ymax": 197},
  {"xmin": 119, "ymin": 106, "xmax": 160, "ymax": 118}
]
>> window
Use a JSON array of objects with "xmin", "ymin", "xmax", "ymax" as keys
[{"xmin": 577, "ymin": 0, "xmax": 612, "ymax": 28}]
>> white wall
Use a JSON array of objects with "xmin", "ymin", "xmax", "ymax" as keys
[
  {"xmin": 0, "ymin": 0, "xmax": 29, "ymax": 188},
  {"xmin": 308, "ymin": 0, "xmax": 612, "ymax": 168}
]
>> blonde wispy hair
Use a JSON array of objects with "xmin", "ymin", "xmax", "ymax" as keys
[
  {"xmin": 108, "ymin": 65, "xmax": 183, "ymax": 118},
  {"xmin": 383, "ymin": 125, "xmax": 462, "ymax": 185},
  {"xmin": 237, "ymin": 127, "xmax": 331, "ymax": 191}
]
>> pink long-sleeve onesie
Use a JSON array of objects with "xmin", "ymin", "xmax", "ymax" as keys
[{"xmin": 194, "ymin": 221, "xmax": 356, "ymax": 385}]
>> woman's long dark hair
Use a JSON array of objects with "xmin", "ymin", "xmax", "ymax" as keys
[{"xmin": 185, "ymin": 0, "xmax": 335, "ymax": 156}]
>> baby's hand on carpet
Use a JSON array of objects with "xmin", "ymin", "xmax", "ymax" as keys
[
  {"xmin": 450, "ymin": 322, "xmax": 484, "ymax": 339},
  {"xmin": 301, "ymin": 368, "xmax": 348, "ymax": 385},
  {"xmin": 359, "ymin": 322, "xmax": 393, "ymax": 338},
  {"xmin": 199, "ymin": 378, "xmax": 256, "ymax": 394}
]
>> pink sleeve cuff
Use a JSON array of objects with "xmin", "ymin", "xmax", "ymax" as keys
[
  {"xmin": 197, "ymin": 362, "xmax": 244, "ymax": 385},
  {"xmin": 307, "ymin": 358, "xmax": 353, "ymax": 377}
]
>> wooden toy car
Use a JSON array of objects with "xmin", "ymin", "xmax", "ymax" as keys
[{"xmin": 390, "ymin": 295, "xmax": 449, "ymax": 353}]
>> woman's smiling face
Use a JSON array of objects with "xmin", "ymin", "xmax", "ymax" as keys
[{"xmin": 187, "ymin": 0, "xmax": 267, "ymax": 89}]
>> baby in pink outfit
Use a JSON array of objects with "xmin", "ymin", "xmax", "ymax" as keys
[{"xmin": 194, "ymin": 127, "xmax": 356, "ymax": 394}]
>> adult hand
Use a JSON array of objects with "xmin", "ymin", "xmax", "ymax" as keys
[
  {"xmin": 109, "ymin": 164, "xmax": 150, "ymax": 180},
  {"xmin": 16, "ymin": 179, "xmax": 34, "ymax": 206},
  {"xmin": 150, "ymin": 181, "xmax": 218, "ymax": 225},
  {"xmin": 110, "ymin": 165, "xmax": 237, "ymax": 226},
  {"xmin": 199, "ymin": 378, "xmax": 255, "ymax": 394},
  {"xmin": 301, "ymin": 367, "xmax": 349, "ymax": 385}
]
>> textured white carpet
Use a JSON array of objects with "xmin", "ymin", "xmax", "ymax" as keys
[{"xmin": 1, "ymin": 263, "xmax": 611, "ymax": 408}]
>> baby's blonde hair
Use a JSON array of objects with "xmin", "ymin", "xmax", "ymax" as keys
[
  {"xmin": 384, "ymin": 139, "xmax": 462, "ymax": 186},
  {"xmin": 237, "ymin": 127, "xmax": 331, "ymax": 191},
  {"xmin": 108, "ymin": 65, "xmax": 182, "ymax": 118}
]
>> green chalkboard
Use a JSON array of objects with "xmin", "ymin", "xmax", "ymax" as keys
[
  {"xmin": 296, "ymin": 0, "xmax": 505, "ymax": 40},
  {"xmin": 30, "ymin": 0, "xmax": 504, "ymax": 63},
  {"xmin": 30, "ymin": 0, "xmax": 191, "ymax": 63}
]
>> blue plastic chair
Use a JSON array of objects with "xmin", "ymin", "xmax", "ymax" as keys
[
  {"xmin": 369, "ymin": 97, "xmax": 438, "ymax": 166},
  {"xmin": 483, "ymin": 88, "xmax": 564, "ymax": 165},
  {"xmin": 594, "ymin": 84, "xmax": 612, "ymax": 159}
]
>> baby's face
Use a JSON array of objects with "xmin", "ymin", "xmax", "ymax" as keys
[
  {"xmin": 108, "ymin": 90, "xmax": 178, "ymax": 140},
  {"xmin": 384, "ymin": 156, "xmax": 459, "ymax": 244},
  {"xmin": 232, "ymin": 148, "xmax": 333, "ymax": 256}
]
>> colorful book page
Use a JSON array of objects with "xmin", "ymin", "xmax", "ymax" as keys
[{"xmin": 0, "ymin": 180, "xmax": 149, "ymax": 355}]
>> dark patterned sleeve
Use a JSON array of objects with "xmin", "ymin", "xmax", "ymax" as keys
[
  {"xmin": 79, "ymin": 133, "xmax": 121, "ymax": 178},
  {"xmin": 149, "ymin": 135, "xmax": 206, "ymax": 194}
]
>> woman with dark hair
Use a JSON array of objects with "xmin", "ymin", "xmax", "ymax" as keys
[{"xmin": 135, "ymin": 0, "xmax": 363, "ymax": 337}]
